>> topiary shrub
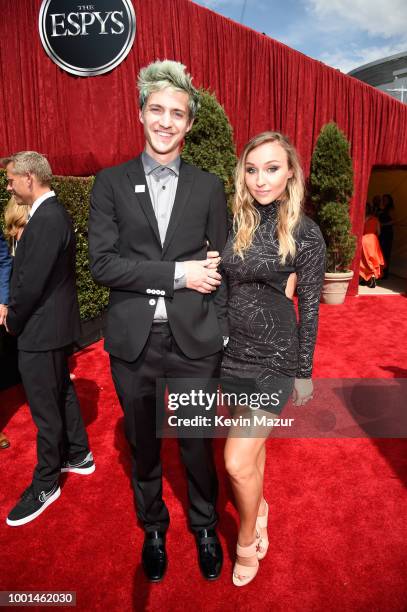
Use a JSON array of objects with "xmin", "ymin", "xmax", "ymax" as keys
[
  {"xmin": 182, "ymin": 88, "xmax": 237, "ymax": 204},
  {"xmin": 310, "ymin": 122, "xmax": 356, "ymax": 272}
]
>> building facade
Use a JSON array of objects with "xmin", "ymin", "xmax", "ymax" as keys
[{"xmin": 349, "ymin": 51, "xmax": 407, "ymax": 104}]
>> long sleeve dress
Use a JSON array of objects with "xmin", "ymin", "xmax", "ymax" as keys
[
  {"xmin": 220, "ymin": 201, "xmax": 326, "ymax": 414},
  {"xmin": 359, "ymin": 216, "xmax": 384, "ymax": 282}
]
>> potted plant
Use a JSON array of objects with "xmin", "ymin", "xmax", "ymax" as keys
[{"xmin": 310, "ymin": 122, "xmax": 357, "ymax": 304}]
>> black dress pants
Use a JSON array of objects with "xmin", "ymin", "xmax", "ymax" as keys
[
  {"xmin": 19, "ymin": 346, "xmax": 90, "ymax": 493},
  {"xmin": 110, "ymin": 323, "xmax": 221, "ymax": 533}
]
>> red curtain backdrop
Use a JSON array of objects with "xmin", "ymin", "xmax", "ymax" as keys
[{"xmin": 1, "ymin": 0, "xmax": 407, "ymax": 294}]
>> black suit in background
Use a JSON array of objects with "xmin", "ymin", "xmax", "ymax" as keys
[
  {"xmin": 7, "ymin": 196, "xmax": 90, "ymax": 492},
  {"xmin": 89, "ymin": 156, "xmax": 228, "ymax": 532}
]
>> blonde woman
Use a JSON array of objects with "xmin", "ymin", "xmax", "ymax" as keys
[
  {"xmin": 220, "ymin": 132, "xmax": 326, "ymax": 586},
  {"xmin": 4, "ymin": 196, "xmax": 29, "ymax": 255}
]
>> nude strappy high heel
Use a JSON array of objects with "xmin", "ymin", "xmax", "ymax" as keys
[
  {"xmin": 232, "ymin": 540, "xmax": 259, "ymax": 587},
  {"xmin": 256, "ymin": 499, "xmax": 269, "ymax": 560}
]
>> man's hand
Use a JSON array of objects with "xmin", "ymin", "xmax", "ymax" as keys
[
  {"xmin": 184, "ymin": 259, "xmax": 221, "ymax": 294},
  {"xmin": 292, "ymin": 378, "xmax": 313, "ymax": 406},
  {"xmin": 0, "ymin": 304, "xmax": 7, "ymax": 326}
]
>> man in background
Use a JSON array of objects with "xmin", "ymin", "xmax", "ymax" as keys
[{"xmin": 2, "ymin": 151, "xmax": 94, "ymax": 526}]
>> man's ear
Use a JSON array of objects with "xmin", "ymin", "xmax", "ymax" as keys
[
  {"xmin": 139, "ymin": 109, "xmax": 144, "ymax": 125},
  {"xmin": 186, "ymin": 119, "xmax": 194, "ymax": 134}
]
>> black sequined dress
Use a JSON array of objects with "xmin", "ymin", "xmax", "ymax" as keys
[{"xmin": 220, "ymin": 201, "xmax": 326, "ymax": 414}]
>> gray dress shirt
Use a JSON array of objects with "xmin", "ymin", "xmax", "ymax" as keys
[{"xmin": 142, "ymin": 151, "xmax": 186, "ymax": 320}]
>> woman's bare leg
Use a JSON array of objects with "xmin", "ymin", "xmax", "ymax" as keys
[{"xmin": 225, "ymin": 428, "xmax": 270, "ymax": 573}]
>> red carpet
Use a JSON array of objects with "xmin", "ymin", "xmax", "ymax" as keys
[{"xmin": 1, "ymin": 295, "xmax": 406, "ymax": 611}]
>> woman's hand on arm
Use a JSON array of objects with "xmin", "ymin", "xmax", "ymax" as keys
[{"xmin": 206, "ymin": 250, "xmax": 221, "ymax": 270}]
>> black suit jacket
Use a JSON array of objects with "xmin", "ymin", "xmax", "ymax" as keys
[
  {"xmin": 89, "ymin": 155, "xmax": 229, "ymax": 361},
  {"xmin": 7, "ymin": 196, "xmax": 81, "ymax": 351}
]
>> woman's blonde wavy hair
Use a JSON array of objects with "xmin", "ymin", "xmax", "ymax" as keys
[
  {"xmin": 4, "ymin": 196, "xmax": 29, "ymax": 238},
  {"xmin": 233, "ymin": 131, "xmax": 304, "ymax": 263}
]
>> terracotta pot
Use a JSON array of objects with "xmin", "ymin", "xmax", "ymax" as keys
[{"xmin": 321, "ymin": 271, "xmax": 354, "ymax": 305}]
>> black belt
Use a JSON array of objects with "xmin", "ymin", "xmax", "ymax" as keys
[{"xmin": 151, "ymin": 320, "xmax": 170, "ymax": 332}]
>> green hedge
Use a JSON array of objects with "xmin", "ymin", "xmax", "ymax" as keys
[{"xmin": 0, "ymin": 171, "xmax": 109, "ymax": 320}]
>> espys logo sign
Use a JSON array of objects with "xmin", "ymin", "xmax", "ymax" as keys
[{"xmin": 38, "ymin": 1, "xmax": 136, "ymax": 77}]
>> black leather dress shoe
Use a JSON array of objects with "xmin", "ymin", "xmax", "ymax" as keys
[
  {"xmin": 0, "ymin": 432, "xmax": 10, "ymax": 449},
  {"xmin": 195, "ymin": 528, "xmax": 223, "ymax": 580},
  {"xmin": 142, "ymin": 531, "xmax": 167, "ymax": 582}
]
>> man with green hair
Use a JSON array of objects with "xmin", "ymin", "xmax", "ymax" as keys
[{"xmin": 89, "ymin": 60, "xmax": 228, "ymax": 582}]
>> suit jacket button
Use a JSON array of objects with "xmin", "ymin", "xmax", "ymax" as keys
[
  {"xmin": 149, "ymin": 299, "xmax": 156, "ymax": 306},
  {"xmin": 146, "ymin": 289, "xmax": 151, "ymax": 294},
  {"xmin": 161, "ymin": 290, "xmax": 165, "ymax": 296}
]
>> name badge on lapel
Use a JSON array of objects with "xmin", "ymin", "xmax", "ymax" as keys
[{"xmin": 135, "ymin": 185, "xmax": 146, "ymax": 193}]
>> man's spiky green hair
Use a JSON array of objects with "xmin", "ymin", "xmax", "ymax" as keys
[{"xmin": 138, "ymin": 59, "xmax": 201, "ymax": 119}]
